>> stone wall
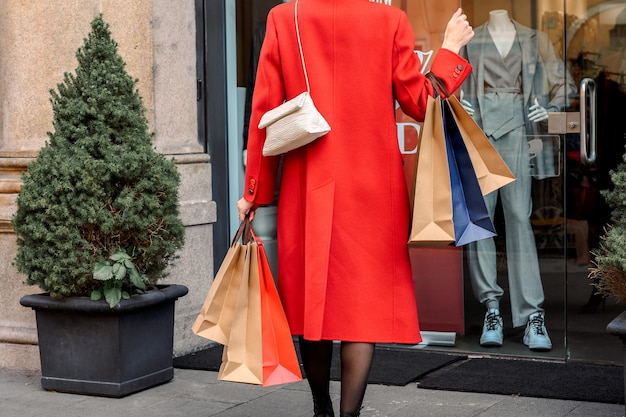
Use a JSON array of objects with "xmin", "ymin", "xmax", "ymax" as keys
[{"xmin": 0, "ymin": 0, "xmax": 214, "ymax": 370}]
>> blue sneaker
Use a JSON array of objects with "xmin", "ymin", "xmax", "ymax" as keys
[
  {"xmin": 480, "ymin": 308, "xmax": 503, "ymax": 347},
  {"xmin": 523, "ymin": 311, "xmax": 552, "ymax": 351}
]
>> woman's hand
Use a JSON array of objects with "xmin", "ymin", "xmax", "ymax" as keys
[
  {"xmin": 237, "ymin": 197, "xmax": 256, "ymax": 221},
  {"xmin": 441, "ymin": 8, "xmax": 474, "ymax": 54}
]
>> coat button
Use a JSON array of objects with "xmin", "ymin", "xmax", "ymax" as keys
[
  {"xmin": 457, "ymin": 64, "xmax": 463, "ymax": 70},
  {"xmin": 248, "ymin": 178, "xmax": 256, "ymax": 195}
]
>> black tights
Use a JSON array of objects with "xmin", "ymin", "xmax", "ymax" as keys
[{"xmin": 299, "ymin": 337, "xmax": 375, "ymax": 416}]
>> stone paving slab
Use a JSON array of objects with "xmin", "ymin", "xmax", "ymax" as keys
[{"xmin": 0, "ymin": 368, "xmax": 623, "ymax": 417}]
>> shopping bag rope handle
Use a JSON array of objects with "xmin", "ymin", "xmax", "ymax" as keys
[
  {"xmin": 232, "ymin": 216, "xmax": 253, "ymax": 246},
  {"xmin": 425, "ymin": 72, "xmax": 451, "ymax": 98}
]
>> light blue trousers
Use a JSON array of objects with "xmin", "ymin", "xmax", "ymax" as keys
[{"xmin": 467, "ymin": 126, "xmax": 545, "ymax": 328}]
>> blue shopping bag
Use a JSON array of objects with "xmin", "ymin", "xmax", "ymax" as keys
[{"xmin": 442, "ymin": 100, "xmax": 496, "ymax": 246}]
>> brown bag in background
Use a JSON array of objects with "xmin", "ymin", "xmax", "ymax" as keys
[
  {"xmin": 218, "ymin": 242, "xmax": 264, "ymax": 384},
  {"xmin": 447, "ymin": 95, "xmax": 515, "ymax": 196},
  {"xmin": 409, "ymin": 96, "xmax": 455, "ymax": 246},
  {"xmin": 192, "ymin": 222, "xmax": 250, "ymax": 345}
]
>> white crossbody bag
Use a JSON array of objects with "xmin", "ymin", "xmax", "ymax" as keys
[{"xmin": 259, "ymin": 0, "xmax": 331, "ymax": 156}]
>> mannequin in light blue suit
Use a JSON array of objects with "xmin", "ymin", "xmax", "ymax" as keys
[{"xmin": 460, "ymin": 10, "xmax": 576, "ymax": 351}]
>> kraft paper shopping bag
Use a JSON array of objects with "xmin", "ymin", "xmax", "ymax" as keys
[
  {"xmin": 192, "ymin": 221, "xmax": 251, "ymax": 345},
  {"xmin": 409, "ymin": 96, "xmax": 455, "ymax": 246},
  {"xmin": 447, "ymin": 95, "xmax": 515, "ymax": 196},
  {"xmin": 218, "ymin": 242, "xmax": 264, "ymax": 384}
]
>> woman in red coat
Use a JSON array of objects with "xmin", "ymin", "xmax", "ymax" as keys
[{"xmin": 238, "ymin": 1, "xmax": 473, "ymax": 416}]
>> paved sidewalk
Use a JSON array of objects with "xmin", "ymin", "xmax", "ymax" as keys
[{"xmin": 0, "ymin": 368, "xmax": 623, "ymax": 417}]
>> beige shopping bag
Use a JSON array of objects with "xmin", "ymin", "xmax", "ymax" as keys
[
  {"xmin": 218, "ymin": 242, "xmax": 264, "ymax": 384},
  {"xmin": 447, "ymin": 95, "xmax": 515, "ymax": 195},
  {"xmin": 409, "ymin": 96, "xmax": 455, "ymax": 246},
  {"xmin": 192, "ymin": 221, "xmax": 250, "ymax": 345}
]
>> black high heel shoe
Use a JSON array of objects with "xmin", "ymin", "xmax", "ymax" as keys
[
  {"xmin": 579, "ymin": 288, "xmax": 607, "ymax": 314},
  {"xmin": 313, "ymin": 397, "xmax": 335, "ymax": 417}
]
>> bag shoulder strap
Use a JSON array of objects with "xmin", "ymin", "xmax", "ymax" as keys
[{"xmin": 294, "ymin": 0, "xmax": 311, "ymax": 93}]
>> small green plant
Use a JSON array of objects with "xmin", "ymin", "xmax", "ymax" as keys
[
  {"xmin": 92, "ymin": 249, "xmax": 148, "ymax": 307},
  {"xmin": 11, "ymin": 15, "xmax": 184, "ymax": 306}
]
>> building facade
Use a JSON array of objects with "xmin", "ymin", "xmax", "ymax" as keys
[
  {"xmin": 0, "ymin": 0, "xmax": 214, "ymax": 370},
  {"xmin": 1, "ymin": 0, "xmax": 625, "ymax": 371}
]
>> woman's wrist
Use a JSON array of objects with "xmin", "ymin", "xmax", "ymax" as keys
[{"xmin": 440, "ymin": 43, "xmax": 460, "ymax": 55}]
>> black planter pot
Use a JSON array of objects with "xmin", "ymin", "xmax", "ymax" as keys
[
  {"xmin": 20, "ymin": 284, "xmax": 188, "ymax": 398},
  {"xmin": 607, "ymin": 310, "xmax": 626, "ymax": 409}
]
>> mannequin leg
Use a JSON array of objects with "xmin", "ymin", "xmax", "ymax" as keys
[
  {"xmin": 299, "ymin": 337, "xmax": 335, "ymax": 417},
  {"xmin": 500, "ymin": 178, "xmax": 545, "ymax": 327},
  {"xmin": 467, "ymin": 189, "xmax": 503, "ymax": 305},
  {"xmin": 339, "ymin": 342, "xmax": 375, "ymax": 416},
  {"xmin": 482, "ymin": 126, "xmax": 545, "ymax": 328}
]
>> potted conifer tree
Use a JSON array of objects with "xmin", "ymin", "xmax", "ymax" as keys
[
  {"xmin": 589, "ymin": 162, "xmax": 626, "ymax": 309},
  {"xmin": 589, "ymin": 143, "xmax": 626, "ymax": 410},
  {"xmin": 12, "ymin": 15, "xmax": 187, "ymax": 397}
]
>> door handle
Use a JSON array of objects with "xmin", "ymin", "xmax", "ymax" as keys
[
  {"xmin": 548, "ymin": 111, "xmax": 580, "ymax": 134},
  {"xmin": 580, "ymin": 78, "xmax": 597, "ymax": 165}
]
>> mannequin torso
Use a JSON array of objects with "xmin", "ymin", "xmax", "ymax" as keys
[{"xmin": 487, "ymin": 9, "xmax": 516, "ymax": 58}]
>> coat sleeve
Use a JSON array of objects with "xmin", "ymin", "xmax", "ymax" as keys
[
  {"xmin": 243, "ymin": 11, "xmax": 283, "ymax": 205},
  {"xmin": 392, "ymin": 11, "xmax": 472, "ymax": 122}
]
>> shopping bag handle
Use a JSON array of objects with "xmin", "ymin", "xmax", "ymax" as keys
[
  {"xmin": 232, "ymin": 216, "xmax": 253, "ymax": 246},
  {"xmin": 425, "ymin": 72, "xmax": 451, "ymax": 98}
]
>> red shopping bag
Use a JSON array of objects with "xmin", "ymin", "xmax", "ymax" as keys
[{"xmin": 257, "ymin": 240, "xmax": 303, "ymax": 387}]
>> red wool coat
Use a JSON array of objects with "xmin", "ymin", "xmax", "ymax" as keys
[{"xmin": 244, "ymin": 0, "xmax": 471, "ymax": 343}]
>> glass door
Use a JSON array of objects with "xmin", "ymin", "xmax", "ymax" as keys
[
  {"xmin": 563, "ymin": 0, "xmax": 626, "ymax": 363},
  {"xmin": 449, "ymin": 0, "xmax": 624, "ymax": 364},
  {"xmin": 453, "ymin": 0, "xmax": 569, "ymax": 361}
]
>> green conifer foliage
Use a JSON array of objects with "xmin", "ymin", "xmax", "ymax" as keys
[
  {"xmin": 591, "ymin": 155, "xmax": 626, "ymax": 301},
  {"xmin": 11, "ymin": 15, "xmax": 185, "ymax": 300}
]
